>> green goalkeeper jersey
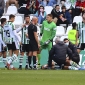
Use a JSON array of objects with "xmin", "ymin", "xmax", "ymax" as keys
[{"xmin": 41, "ymin": 20, "xmax": 56, "ymax": 43}]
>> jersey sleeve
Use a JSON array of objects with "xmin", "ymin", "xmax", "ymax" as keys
[
  {"xmin": 12, "ymin": 23, "xmax": 15, "ymax": 30},
  {"xmin": 0, "ymin": 34, "xmax": 6, "ymax": 47},
  {"xmin": 0, "ymin": 27, "xmax": 2, "ymax": 34},
  {"xmin": 13, "ymin": 30, "xmax": 21, "ymax": 42},
  {"xmin": 40, "ymin": 21, "xmax": 44, "ymax": 34},
  {"xmin": 33, "ymin": 25, "xmax": 37, "ymax": 32},
  {"xmin": 49, "ymin": 23, "xmax": 56, "ymax": 41},
  {"xmin": 16, "ymin": 27, "xmax": 22, "ymax": 33}
]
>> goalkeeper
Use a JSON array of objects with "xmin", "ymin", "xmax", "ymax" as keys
[{"xmin": 37, "ymin": 14, "xmax": 56, "ymax": 66}]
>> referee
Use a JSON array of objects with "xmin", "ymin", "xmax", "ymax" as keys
[
  {"xmin": 77, "ymin": 12, "xmax": 85, "ymax": 52},
  {"xmin": 28, "ymin": 17, "xmax": 40, "ymax": 69}
]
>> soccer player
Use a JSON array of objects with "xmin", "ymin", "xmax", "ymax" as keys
[
  {"xmin": 4, "ymin": 14, "xmax": 21, "ymax": 70},
  {"xmin": 77, "ymin": 12, "xmax": 85, "ymax": 53},
  {"xmin": 0, "ymin": 18, "xmax": 7, "ymax": 68},
  {"xmin": 28, "ymin": 17, "xmax": 40, "ymax": 69},
  {"xmin": 37, "ymin": 14, "xmax": 56, "ymax": 66},
  {"xmin": 19, "ymin": 15, "xmax": 30, "ymax": 70}
]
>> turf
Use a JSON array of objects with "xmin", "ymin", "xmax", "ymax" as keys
[{"xmin": 0, "ymin": 70, "xmax": 85, "ymax": 85}]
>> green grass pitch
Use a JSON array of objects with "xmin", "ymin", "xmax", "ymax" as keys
[{"xmin": 0, "ymin": 70, "xmax": 85, "ymax": 85}]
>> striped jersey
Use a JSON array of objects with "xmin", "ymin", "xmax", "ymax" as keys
[
  {"xmin": 21, "ymin": 25, "xmax": 29, "ymax": 44},
  {"xmin": 0, "ymin": 26, "xmax": 5, "ymax": 42},
  {"xmin": 77, "ymin": 22, "xmax": 85, "ymax": 43},
  {"xmin": 4, "ymin": 21, "xmax": 15, "ymax": 44}
]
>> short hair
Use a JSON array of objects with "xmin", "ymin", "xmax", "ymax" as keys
[
  {"xmin": 39, "ymin": 5, "xmax": 44, "ymax": 9},
  {"xmin": 47, "ymin": 14, "xmax": 53, "ymax": 18},
  {"xmin": 72, "ymin": 22, "xmax": 77, "ymax": 29},
  {"xmin": 63, "ymin": 38, "xmax": 68, "ymax": 41},
  {"xmin": 25, "ymin": 15, "xmax": 30, "ymax": 18},
  {"xmin": 55, "ymin": 5, "xmax": 59, "ymax": 8},
  {"xmin": 9, "ymin": 14, "xmax": 15, "ymax": 19},
  {"xmin": 0, "ymin": 18, "xmax": 6, "ymax": 24},
  {"xmin": 61, "ymin": 6, "xmax": 66, "ymax": 9}
]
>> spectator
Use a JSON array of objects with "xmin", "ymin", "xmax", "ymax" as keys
[
  {"xmin": 34, "ymin": 5, "xmax": 46, "ymax": 24},
  {"xmin": 18, "ymin": 0, "xmax": 28, "ymax": 7},
  {"xmin": 6, "ymin": 0, "xmax": 18, "ymax": 10},
  {"xmin": 75, "ymin": 0, "xmax": 82, "ymax": 16},
  {"xmin": 18, "ymin": 0, "xmax": 39, "ymax": 15},
  {"xmin": 51, "ymin": 5, "xmax": 61, "ymax": 25},
  {"xmin": 0, "ymin": 0, "xmax": 5, "ymax": 17},
  {"xmin": 39, "ymin": 0, "xmax": 54, "ymax": 6},
  {"xmin": 60, "ymin": 6, "xmax": 72, "ymax": 24}
]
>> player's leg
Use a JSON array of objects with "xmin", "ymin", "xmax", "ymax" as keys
[
  {"xmin": 2, "ymin": 51, "xmax": 7, "ymax": 68},
  {"xmin": 28, "ymin": 51, "xmax": 32, "ymax": 69},
  {"xmin": 6, "ymin": 44, "xmax": 13, "ymax": 69},
  {"xmin": 2, "ymin": 45, "xmax": 8, "ymax": 68},
  {"xmin": 33, "ymin": 51, "xmax": 38, "ymax": 69},
  {"xmin": 0, "ymin": 44, "xmax": 2, "ymax": 57},
  {"xmin": 66, "ymin": 59, "xmax": 80, "ymax": 68},
  {"xmin": 19, "ymin": 44, "xmax": 25, "ymax": 70},
  {"xmin": 25, "ymin": 44, "xmax": 29, "ymax": 70}
]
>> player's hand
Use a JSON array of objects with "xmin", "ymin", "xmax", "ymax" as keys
[
  {"xmin": 38, "ymin": 44, "xmax": 41, "ymax": 48},
  {"xmin": 25, "ymin": 34, "xmax": 28, "ymax": 38},
  {"xmin": 19, "ymin": 42, "xmax": 22, "ymax": 45},
  {"xmin": 22, "ymin": 24, "xmax": 26, "ymax": 28},
  {"xmin": 43, "ymin": 40, "xmax": 50, "ymax": 45},
  {"xmin": 32, "ymin": 1, "xmax": 35, "ymax": 4}
]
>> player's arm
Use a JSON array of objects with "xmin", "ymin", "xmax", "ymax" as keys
[
  {"xmin": 16, "ymin": 24, "xmax": 26, "ymax": 33},
  {"xmin": 13, "ymin": 30, "xmax": 21, "ymax": 43},
  {"xmin": 40, "ymin": 22, "xmax": 44, "ymax": 36},
  {"xmin": 67, "ymin": 47, "xmax": 72, "ymax": 60},
  {"xmin": 49, "ymin": 24, "xmax": 56, "ymax": 41},
  {"xmin": 76, "ymin": 31, "xmax": 78, "ymax": 45},
  {"xmin": 0, "ymin": 34, "xmax": 6, "ymax": 47}
]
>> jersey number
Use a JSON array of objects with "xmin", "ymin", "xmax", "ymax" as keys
[{"xmin": 6, "ymin": 30, "xmax": 10, "ymax": 37}]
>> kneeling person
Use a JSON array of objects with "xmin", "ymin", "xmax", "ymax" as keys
[{"xmin": 64, "ymin": 38, "xmax": 80, "ymax": 64}]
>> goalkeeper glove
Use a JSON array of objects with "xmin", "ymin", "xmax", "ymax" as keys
[{"xmin": 43, "ymin": 40, "xmax": 51, "ymax": 45}]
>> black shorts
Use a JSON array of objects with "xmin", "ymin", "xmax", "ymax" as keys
[
  {"xmin": 72, "ymin": 56, "xmax": 80, "ymax": 64},
  {"xmin": 29, "ymin": 40, "xmax": 39, "ymax": 51},
  {"xmin": 80, "ymin": 43, "xmax": 85, "ymax": 50},
  {"xmin": 20, "ymin": 44, "xmax": 29, "ymax": 52},
  {"xmin": 7, "ymin": 42, "xmax": 17, "ymax": 51},
  {"xmin": 1, "ymin": 45, "xmax": 7, "ymax": 52}
]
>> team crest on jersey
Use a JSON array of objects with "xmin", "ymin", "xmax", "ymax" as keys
[{"xmin": 44, "ymin": 28, "xmax": 50, "ymax": 31}]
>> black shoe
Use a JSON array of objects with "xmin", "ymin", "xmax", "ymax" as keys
[
  {"xmin": 18, "ymin": 65, "xmax": 22, "ymax": 70},
  {"xmin": 29, "ymin": 66, "xmax": 32, "ymax": 70},
  {"xmin": 25, "ymin": 65, "xmax": 28, "ymax": 70},
  {"xmin": 33, "ymin": 66, "xmax": 37, "ymax": 70}
]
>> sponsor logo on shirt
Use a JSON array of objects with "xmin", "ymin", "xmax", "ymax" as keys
[{"xmin": 44, "ymin": 28, "xmax": 50, "ymax": 31}]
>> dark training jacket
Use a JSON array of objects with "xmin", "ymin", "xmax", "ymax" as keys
[{"xmin": 49, "ymin": 41, "xmax": 72, "ymax": 61}]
